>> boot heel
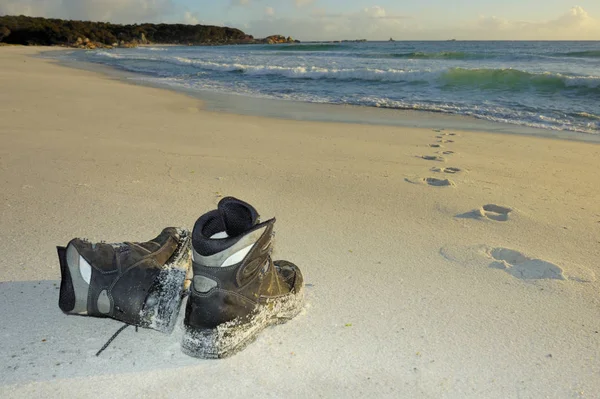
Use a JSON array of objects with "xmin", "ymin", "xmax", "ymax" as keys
[
  {"xmin": 140, "ymin": 230, "xmax": 192, "ymax": 334},
  {"xmin": 181, "ymin": 289, "xmax": 305, "ymax": 359},
  {"xmin": 181, "ymin": 321, "xmax": 258, "ymax": 359}
]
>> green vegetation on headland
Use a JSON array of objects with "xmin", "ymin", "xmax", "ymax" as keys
[{"xmin": 0, "ymin": 15, "xmax": 299, "ymax": 48}]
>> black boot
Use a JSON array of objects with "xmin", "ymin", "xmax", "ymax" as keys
[
  {"xmin": 57, "ymin": 227, "xmax": 191, "ymax": 334},
  {"xmin": 182, "ymin": 197, "xmax": 304, "ymax": 358}
]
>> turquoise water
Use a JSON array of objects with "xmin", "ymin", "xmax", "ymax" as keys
[{"xmin": 68, "ymin": 41, "xmax": 600, "ymax": 135}]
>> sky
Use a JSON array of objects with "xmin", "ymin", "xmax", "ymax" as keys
[{"xmin": 1, "ymin": 0, "xmax": 600, "ymax": 40}]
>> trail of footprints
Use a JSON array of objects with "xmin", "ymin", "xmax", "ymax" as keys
[
  {"xmin": 408, "ymin": 129, "xmax": 462, "ymax": 188},
  {"xmin": 411, "ymin": 132, "xmax": 591, "ymax": 285},
  {"xmin": 411, "ymin": 130, "xmax": 514, "ymax": 221}
]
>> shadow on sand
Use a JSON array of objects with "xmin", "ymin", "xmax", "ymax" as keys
[{"xmin": 0, "ymin": 280, "xmax": 201, "ymax": 386}]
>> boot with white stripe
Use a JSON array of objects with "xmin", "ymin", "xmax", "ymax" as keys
[
  {"xmin": 57, "ymin": 227, "xmax": 191, "ymax": 334},
  {"xmin": 182, "ymin": 197, "xmax": 304, "ymax": 359}
]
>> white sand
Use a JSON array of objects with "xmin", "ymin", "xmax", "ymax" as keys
[{"xmin": 0, "ymin": 47, "xmax": 599, "ymax": 398}]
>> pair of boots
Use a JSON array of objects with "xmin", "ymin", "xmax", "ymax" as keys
[{"xmin": 56, "ymin": 197, "xmax": 304, "ymax": 359}]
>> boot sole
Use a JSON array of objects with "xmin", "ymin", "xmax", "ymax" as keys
[
  {"xmin": 57, "ymin": 246, "xmax": 78, "ymax": 314},
  {"xmin": 57, "ymin": 244, "xmax": 92, "ymax": 315},
  {"xmin": 139, "ymin": 228, "xmax": 192, "ymax": 334},
  {"xmin": 181, "ymin": 285, "xmax": 305, "ymax": 359}
]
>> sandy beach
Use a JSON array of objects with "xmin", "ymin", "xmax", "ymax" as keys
[{"xmin": 1, "ymin": 46, "xmax": 599, "ymax": 398}]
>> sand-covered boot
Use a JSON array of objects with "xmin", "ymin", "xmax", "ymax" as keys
[
  {"xmin": 57, "ymin": 227, "xmax": 191, "ymax": 334},
  {"xmin": 182, "ymin": 197, "xmax": 304, "ymax": 359}
]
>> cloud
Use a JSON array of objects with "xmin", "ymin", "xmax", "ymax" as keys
[
  {"xmin": 183, "ymin": 11, "xmax": 199, "ymax": 25},
  {"xmin": 245, "ymin": 6, "xmax": 412, "ymax": 39},
  {"xmin": 231, "ymin": 0, "xmax": 251, "ymax": 6},
  {"xmin": 363, "ymin": 6, "xmax": 386, "ymax": 18},
  {"xmin": 265, "ymin": 7, "xmax": 275, "ymax": 17},
  {"xmin": 471, "ymin": 6, "xmax": 600, "ymax": 39},
  {"xmin": 0, "ymin": 0, "xmax": 53, "ymax": 17},
  {"xmin": 0, "ymin": 0, "xmax": 175, "ymax": 23},
  {"xmin": 550, "ymin": 5, "xmax": 594, "ymax": 29}
]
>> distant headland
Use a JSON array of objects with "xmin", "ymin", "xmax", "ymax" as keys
[{"xmin": 0, "ymin": 15, "xmax": 299, "ymax": 48}]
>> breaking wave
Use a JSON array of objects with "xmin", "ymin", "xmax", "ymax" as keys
[
  {"xmin": 439, "ymin": 68, "xmax": 600, "ymax": 93},
  {"xmin": 93, "ymin": 52, "xmax": 600, "ymax": 94},
  {"xmin": 92, "ymin": 52, "xmax": 600, "ymax": 94}
]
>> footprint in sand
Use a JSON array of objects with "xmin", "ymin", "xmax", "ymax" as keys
[
  {"xmin": 488, "ymin": 248, "xmax": 565, "ymax": 280},
  {"xmin": 429, "ymin": 144, "xmax": 443, "ymax": 148},
  {"xmin": 405, "ymin": 177, "xmax": 455, "ymax": 187},
  {"xmin": 420, "ymin": 155, "xmax": 446, "ymax": 162},
  {"xmin": 457, "ymin": 204, "xmax": 512, "ymax": 222},
  {"xmin": 432, "ymin": 167, "xmax": 462, "ymax": 174},
  {"xmin": 438, "ymin": 139, "xmax": 455, "ymax": 144},
  {"xmin": 440, "ymin": 245, "xmax": 595, "ymax": 282},
  {"xmin": 438, "ymin": 150, "xmax": 455, "ymax": 155},
  {"xmin": 482, "ymin": 204, "xmax": 512, "ymax": 221}
]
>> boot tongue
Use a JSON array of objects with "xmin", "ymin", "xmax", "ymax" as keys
[{"xmin": 218, "ymin": 197, "xmax": 260, "ymax": 237}]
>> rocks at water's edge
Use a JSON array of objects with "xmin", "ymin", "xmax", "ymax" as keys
[{"xmin": 261, "ymin": 35, "xmax": 299, "ymax": 44}]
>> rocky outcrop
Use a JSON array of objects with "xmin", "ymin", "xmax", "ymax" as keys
[
  {"xmin": 0, "ymin": 15, "xmax": 252, "ymax": 46},
  {"xmin": 70, "ymin": 34, "xmax": 149, "ymax": 49},
  {"xmin": 72, "ymin": 37, "xmax": 103, "ymax": 49},
  {"xmin": 260, "ymin": 35, "xmax": 299, "ymax": 44},
  {"xmin": 0, "ymin": 15, "xmax": 300, "ymax": 47}
]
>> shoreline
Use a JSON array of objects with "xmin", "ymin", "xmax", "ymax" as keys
[
  {"xmin": 42, "ymin": 47, "xmax": 600, "ymax": 144},
  {"xmin": 1, "ymin": 46, "xmax": 599, "ymax": 398}
]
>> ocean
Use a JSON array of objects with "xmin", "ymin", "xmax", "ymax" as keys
[{"xmin": 64, "ymin": 41, "xmax": 600, "ymax": 135}]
